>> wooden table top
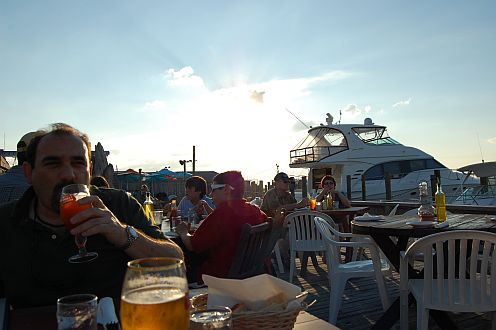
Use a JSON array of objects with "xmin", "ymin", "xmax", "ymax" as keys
[
  {"xmin": 294, "ymin": 311, "xmax": 338, "ymax": 329},
  {"xmin": 352, "ymin": 213, "xmax": 496, "ymax": 237},
  {"xmin": 319, "ymin": 206, "xmax": 369, "ymax": 216},
  {"xmin": 7, "ymin": 305, "xmax": 336, "ymax": 330}
]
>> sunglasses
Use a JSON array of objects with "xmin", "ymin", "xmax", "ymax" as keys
[
  {"xmin": 323, "ymin": 181, "xmax": 334, "ymax": 186},
  {"xmin": 210, "ymin": 183, "xmax": 234, "ymax": 192}
]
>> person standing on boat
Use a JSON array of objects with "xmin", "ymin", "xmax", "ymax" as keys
[
  {"xmin": 261, "ymin": 172, "xmax": 307, "ymax": 217},
  {"xmin": 315, "ymin": 175, "xmax": 351, "ymax": 208}
]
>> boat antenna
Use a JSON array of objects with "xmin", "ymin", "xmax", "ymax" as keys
[
  {"xmin": 337, "ymin": 109, "xmax": 342, "ymax": 124},
  {"xmin": 285, "ymin": 108, "xmax": 309, "ymax": 129},
  {"xmin": 477, "ymin": 132, "xmax": 485, "ymax": 163}
]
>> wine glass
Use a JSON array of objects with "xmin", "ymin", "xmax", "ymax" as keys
[
  {"xmin": 60, "ymin": 183, "xmax": 98, "ymax": 263},
  {"xmin": 120, "ymin": 257, "xmax": 189, "ymax": 330}
]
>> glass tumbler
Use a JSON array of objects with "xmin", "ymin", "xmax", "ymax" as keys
[
  {"xmin": 190, "ymin": 307, "xmax": 232, "ymax": 330},
  {"xmin": 57, "ymin": 293, "xmax": 98, "ymax": 330}
]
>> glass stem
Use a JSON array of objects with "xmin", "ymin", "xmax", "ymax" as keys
[{"xmin": 75, "ymin": 234, "xmax": 88, "ymax": 254}]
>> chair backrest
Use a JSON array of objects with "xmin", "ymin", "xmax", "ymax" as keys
[
  {"xmin": 313, "ymin": 217, "xmax": 345, "ymax": 271},
  {"xmin": 284, "ymin": 211, "xmax": 337, "ymax": 252},
  {"xmin": 227, "ymin": 220, "xmax": 272, "ymax": 279},
  {"xmin": 388, "ymin": 204, "xmax": 400, "ymax": 216},
  {"xmin": 403, "ymin": 230, "xmax": 496, "ymax": 310}
]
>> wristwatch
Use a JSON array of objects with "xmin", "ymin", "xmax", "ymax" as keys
[{"xmin": 119, "ymin": 225, "xmax": 139, "ymax": 250}]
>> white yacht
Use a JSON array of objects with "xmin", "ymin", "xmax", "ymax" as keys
[
  {"xmin": 289, "ymin": 114, "xmax": 478, "ymax": 201},
  {"xmin": 453, "ymin": 161, "xmax": 496, "ymax": 206}
]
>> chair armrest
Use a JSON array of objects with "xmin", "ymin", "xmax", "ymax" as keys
[{"xmin": 330, "ymin": 240, "xmax": 377, "ymax": 249}]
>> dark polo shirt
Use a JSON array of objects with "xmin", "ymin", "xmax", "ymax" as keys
[{"xmin": 0, "ymin": 186, "xmax": 166, "ymax": 308}]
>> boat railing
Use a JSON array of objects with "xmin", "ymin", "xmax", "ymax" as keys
[{"xmin": 290, "ymin": 145, "xmax": 346, "ymax": 165}]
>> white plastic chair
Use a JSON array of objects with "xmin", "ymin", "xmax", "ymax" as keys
[
  {"xmin": 284, "ymin": 211, "xmax": 338, "ymax": 282},
  {"xmin": 389, "ymin": 203, "xmax": 400, "ymax": 216},
  {"xmin": 400, "ymin": 230, "xmax": 496, "ymax": 330},
  {"xmin": 314, "ymin": 217, "xmax": 391, "ymax": 324}
]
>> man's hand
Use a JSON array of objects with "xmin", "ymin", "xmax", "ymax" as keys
[
  {"xmin": 297, "ymin": 198, "xmax": 308, "ymax": 208},
  {"xmin": 68, "ymin": 195, "xmax": 128, "ymax": 248},
  {"xmin": 273, "ymin": 207, "xmax": 286, "ymax": 227},
  {"xmin": 175, "ymin": 221, "xmax": 189, "ymax": 236}
]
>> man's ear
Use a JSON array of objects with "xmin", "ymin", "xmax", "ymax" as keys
[{"xmin": 22, "ymin": 161, "xmax": 33, "ymax": 184}]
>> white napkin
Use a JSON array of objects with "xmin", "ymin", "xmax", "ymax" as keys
[
  {"xmin": 354, "ymin": 213, "xmax": 385, "ymax": 221},
  {"xmin": 97, "ymin": 297, "xmax": 119, "ymax": 329},
  {"xmin": 202, "ymin": 274, "xmax": 302, "ymax": 311}
]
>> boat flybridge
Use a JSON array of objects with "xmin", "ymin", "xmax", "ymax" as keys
[
  {"xmin": 453, "ymin": 161, "xmax": 496, "ymax": 206},
  {"xmin": 289, "ymin": 113, "xmax": 478, "ymax": 202}
]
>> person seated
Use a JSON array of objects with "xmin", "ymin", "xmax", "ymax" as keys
[
  {"xmin": 175, "ymin": 171, "xmax": 267, "ymax": 282},
  {"xmin": 0, "ymin": 131, "xmax": 38, "ymax": 204},
  {"xmin": 315, "ymin": 175, "xmax": 351, "ymax": 208},
  {"xmin": 261, "ymin": 172, "xmax": 307, "ymax": 217},
  {"xmin": 177, "ymin": 176, "xmax": 215, "ymax": 219},
  {"xmin": 90, "ymin": 175, "xmax": 110, "ymax": 188},
  {"xmin": 0, "ymin": 123, "xmax": 182, "ymax": 308}
]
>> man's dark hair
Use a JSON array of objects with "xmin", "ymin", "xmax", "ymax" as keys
[
  {"xmin": 213, "ymin": 171, "xmax": 245, "ymax": 199},
  {"xmin": 90, "ymin": 175, "xmax": 110, "ymax": 188},
  {"xmin": 26, "ymin": 123, "xmax": 91, "ymax": 168},
  {"xmin": 185, "ymin": 176, "xmax": 208, "ymax": 198}
]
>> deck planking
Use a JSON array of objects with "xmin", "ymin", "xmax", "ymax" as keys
[{"xmin": 274, "ymin": 255, "xmax": 493, "ymax": 329}]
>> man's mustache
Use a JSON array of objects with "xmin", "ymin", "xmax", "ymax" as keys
[{"xmin": 51, "ymin": 181, "xmax": 76, "ymax": 213}]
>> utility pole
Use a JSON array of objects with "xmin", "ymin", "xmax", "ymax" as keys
[{"xmin": 192, "ymin": 146, "xmax": 196, "ymax": 175}]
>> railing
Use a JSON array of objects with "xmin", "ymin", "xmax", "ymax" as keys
[{"xmin": 350, "ymin": 200, "xmax": 496, "ymax": 216}]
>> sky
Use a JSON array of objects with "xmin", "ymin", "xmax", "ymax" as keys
[{"xmin": 1, "ymin": 1, "xmax": 495, "ymax": 183}]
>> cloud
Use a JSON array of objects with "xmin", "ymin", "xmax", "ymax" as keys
[
  {"xmin": 164, "ymin": 66, "xmax": 205, "ymax": 88},
  {"xmin": 392, "ymin": 98, "xmax": 412, "ymax": 108},
  {"xmin": 143, "ymin": 100, "xmax": 167, "ymax": 112},
  {"xmin": 342, "ymin": 104, "xmax": 360, "ymax": 116},
  {"xmin": 488, "ymin": 137, "xmax": 496, "ymax": 144}
]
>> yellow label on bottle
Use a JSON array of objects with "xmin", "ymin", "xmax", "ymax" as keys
[
  {"xmin": 435, "ymin": 192, "xmax": 446, "ymax": 222},
  {"xmin": 144, "ymin": 203, "xmax": 155, "ymax": 224}
]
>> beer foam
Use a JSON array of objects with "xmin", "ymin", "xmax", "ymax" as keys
[{"xmin": 122, "ymin": 286, "xmax": 185, "ymax": 305}]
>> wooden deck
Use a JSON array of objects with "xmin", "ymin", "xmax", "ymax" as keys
[{"xmin": 274, "ymin": 255, "xmax": 493, "ymax": 329}]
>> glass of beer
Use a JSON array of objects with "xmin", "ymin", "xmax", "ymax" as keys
[
  {"xmin": 60, "ymin": 184, "xmax": 98, "ymax": 263},
  {"xmin": 120, "ymin": 257, "xmax": 189, "ymax": 330}
]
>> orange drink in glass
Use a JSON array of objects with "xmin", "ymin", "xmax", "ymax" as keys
[
  {"xmin": 60, "ymin": 184, "xmax": 98, "ymax": 263},
  {"xmin": 310, "ymin": 198, "xmax": 317, "ymax": 210}
]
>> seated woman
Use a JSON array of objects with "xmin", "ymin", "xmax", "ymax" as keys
[{"xmin": 315, "ymin": 175, "xmax": 351, "ymax": 208}]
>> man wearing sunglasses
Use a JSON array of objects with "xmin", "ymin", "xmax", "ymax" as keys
[
  {"xmin": 261, "ymin": 172, "xmax": 307, "ymax": 217},
  {"xmin": 175, "ymin": 171, "xmax": 267, "ymax": 282}
]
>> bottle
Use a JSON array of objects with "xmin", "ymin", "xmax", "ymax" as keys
[
  {"xmin": 417, "ymin": 182, "xmax": 435, "ymax": 221},
  {"xmin": 170, "ymin": 199, "xmax": 178, "ymax": 218},
  {"xmin": 326, "ymin": 194, "xmax": 334, "ymax": 210},
  {"xmin": 435, "ymin": 179, "xmax": 447, "ymax": 222},
  {"xmin": 143, "ymin": 192, "xmax": 155, "ymax": 224},
  {"xmin": 188, "ymin": 207, "xmax": 197, "ymax": 226}
]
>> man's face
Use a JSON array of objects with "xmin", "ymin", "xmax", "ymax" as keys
[
  {"xmin": 210, "ymin": 183, "xmax": 228, "ymax": 206},
  {"xmin": 275, "ymin": 178, "xmax": 290, "ymax": 192},
  {"xmin": 185, "ymin": 186, "xmax": 201, "ymax": 202},
  {"xmin": 24, "ymin": 134, "xmax": 91, "ymax": 215}
]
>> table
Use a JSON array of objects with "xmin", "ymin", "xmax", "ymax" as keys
[
  {"xmin": 352, "ymin": 213, "xmax": 496, "ymax": 329},
  {"xmin": 294, "ymin": 311, "xmax": 339, "ymax": 329},
  {"xmin": 320, "ymin": 206, "xmax": 369, "ymax": 232},
  {"xmin": 7, "ymin": 303, "xmax": 338, "ymax": 330}
]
